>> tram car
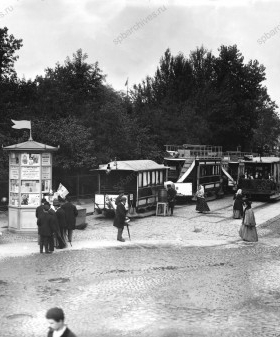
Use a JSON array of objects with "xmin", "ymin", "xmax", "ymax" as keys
[
  {"xmin": 237, "ymin": 156, "xmax": 280, "ymax": 200},
  {"xmin": 94, "ymin": 160, "xmax": 168, "ymax": 217},
  {"xmin": 164, "ymin": 144, "xmax": 223, "ymax": 200},
  {"xmin": 222, "ymin": 151, "xmax": 256, "ymax": 191}
]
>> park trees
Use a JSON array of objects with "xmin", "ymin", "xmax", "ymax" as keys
[{"xmin": 132, "ymin": 45, "xmax": 279, "ymax": 152}]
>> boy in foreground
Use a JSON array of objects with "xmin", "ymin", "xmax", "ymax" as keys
[{"xmin": 46, "ymin": 307, "xmax": 77, "ymax": 337}]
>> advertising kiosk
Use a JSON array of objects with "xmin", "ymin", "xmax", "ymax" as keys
[{"xmin": 3, "ymin": 139, "xmax": 58, "ymax": 234}]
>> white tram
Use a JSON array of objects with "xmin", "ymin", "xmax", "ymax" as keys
[{"xmin": 164, "ymin": 144, "xmax": 223, "ymax": 199}]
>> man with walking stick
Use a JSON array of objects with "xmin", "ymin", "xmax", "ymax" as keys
[{"xmin": 113, "ymin": 196, "xmax": 129, "ymax": 242}]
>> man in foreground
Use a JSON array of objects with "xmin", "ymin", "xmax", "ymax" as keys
[{"xmin": 46, "ymin": 307, "xmax": 77, "ymax": 337}]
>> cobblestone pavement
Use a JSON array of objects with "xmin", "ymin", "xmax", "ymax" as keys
[{"xmin": 1, "ymin": 196, "xmax": 280, "ymax": 336}]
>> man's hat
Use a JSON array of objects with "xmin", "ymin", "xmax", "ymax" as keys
[{"xmin": 43, "ymin": 201, "xmax": 50, "ymax": 210}]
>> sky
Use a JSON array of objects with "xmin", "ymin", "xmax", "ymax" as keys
[{"xmin": 1, "ymin": 0, "xmax": 280, "ymax": 110}]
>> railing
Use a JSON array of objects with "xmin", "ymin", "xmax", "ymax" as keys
[
  {"xmin": 165, "ymin": 144, "xmax": 223, "ymax": 159},
  {"xmin": 223, "ymin": 152, "xmax": 258, "ymax": 161}
]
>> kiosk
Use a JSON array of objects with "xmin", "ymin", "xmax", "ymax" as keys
[{"xmin": 3, "ymin": 139, "xmax": 58, "ymax": 234}]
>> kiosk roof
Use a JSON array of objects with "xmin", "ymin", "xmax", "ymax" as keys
[{"xmin": 3, "ymin": 139, "xmax": 58, "ymax": 151}]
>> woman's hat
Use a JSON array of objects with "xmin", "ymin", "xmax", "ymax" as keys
[{"xmin": 244, "ymin": 199, "xmax": 252, "ymax": 206}]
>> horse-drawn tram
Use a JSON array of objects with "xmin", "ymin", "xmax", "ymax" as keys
[
  {"xmin": 222, "ymin": 151, "xmax": 256, "ymax": 191},
  {"xmin": 164, "ymin": 144, "xmax": 223, "ymax": 199},
  {"xmin": 94, "ymin": 160, "xmax": 168, "ymax": 217},
  {"xmin": 238, "ymin": 156, "xmax": 280, "ymax": 200}
]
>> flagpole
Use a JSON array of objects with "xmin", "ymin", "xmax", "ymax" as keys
[
  {"xmin": 29, "ymin": 122, "xmax": 33, "ymax": 141},
  {"xmin": 126, "ymin": 77, "xmax": 128, "ymax": 99}
]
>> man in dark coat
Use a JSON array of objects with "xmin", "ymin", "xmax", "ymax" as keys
[
  {"xmin": 36, "ymin": 198, "xmax": 47, "ymax": 219},
  {"xmin": 167, "ymin": 184, "xmax": 177, "ymax": 216},
  {"xmin": 37, "ymin": 202, "xmax": 55, "ymax": 254},
  {"xmin": 36, "ymin": 198, "xmax": 47, "ymax": 246},
  {"xmin": 61, "ymin": 196, "xmax": 78, "ymax": 244},
  {"xmin": 113, "ymin": 196, "xmax": 127, "ymax": 242},
  {"xmin": 52, "ymin": 199, "xmax": 67, "ymax": 249},
  {"xmin": 46, "ymin": 307, "xmax": 77, "ymax": 337},
  {"xmin": 115, "ymin": 190, "xmax": 124, "ymax": 207}
]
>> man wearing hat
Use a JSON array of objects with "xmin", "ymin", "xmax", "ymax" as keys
[{"xmin": 113, "ymin": 196, "xmax": 127, "ymax": 242}]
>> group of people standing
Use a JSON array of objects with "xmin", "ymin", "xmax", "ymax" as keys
[
  {"xmin": 36, "ymin": 196, "xmax": 78, "ymax": 254},
  {"xmin": 233, "ymin": 189, "xmax": 258, "ymax": 242}
]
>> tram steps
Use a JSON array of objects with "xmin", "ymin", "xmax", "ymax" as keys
[{"xmin": 179, "ymin": 159, "xmax": 194, "ymax": 179}]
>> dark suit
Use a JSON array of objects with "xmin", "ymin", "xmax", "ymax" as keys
[
  {"xmin": 62, "ymin": 202, "xmax": 78, "ymax": 230},
  {"xmin": 62, "ymin": 202, "xmax": 78, "ymax": 242},
  {"xmin": 48, "ymin": 208, "xmax": 66, "ymax": 249},
  {"xmin": 167, "ymin": 187, "xmax": 177, "ymax": 215},
  {"xmin": 113, "ymin": 202, "xmax": 126, "ymax": 229},
  {"xmin": 113, "ymin": 201, "xmax": 127, "ymax": 241},
  {"xmin": 47, "ymin": 327, "xmax": 77, "ymax": 337},
  {"xmin": 37, "ymin": 211, "xmax": 55, "ymax": 253}
]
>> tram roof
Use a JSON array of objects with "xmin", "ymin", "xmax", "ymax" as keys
[
  {"xmin": 243, "ymin": 156, "xmax": 280, "ymax": 163},
  {"xmin": 97, "ymin": 160, "xmax": 167, "ymax": 171}
]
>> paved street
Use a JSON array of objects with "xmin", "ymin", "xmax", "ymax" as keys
[{"xmin": 1, "ymin": 196, "xmax": 280, "ymax": 336}]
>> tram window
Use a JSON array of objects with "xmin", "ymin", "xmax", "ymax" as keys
[
  {"xmin": 152, "ymin": 171, "xmax": 156, "ymax": 185},
  {"xmin": 143, "ymin": 172, "xmax": 147, "ymax": 186},
  {"xmin": 138, "ymin": 173, "xmax": 143, "ymax": 188},
  {"xmin": 155, "ymin": 171, "xmax": 158, "ymax": 185},
  {"xmin": 160, "ymin": 171, "xmax": 163, "ymax": 184},
  {"xmin": 147, "ymin": 172, "xmax": 150, "ymax": 185}
]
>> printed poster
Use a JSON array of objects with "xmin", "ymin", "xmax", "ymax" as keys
[
  {"xmin": 10, "ymin": 166, "xmax": 19, "ymax": 179},
  {"xmin": 21, "ymin": 153, "xmax": 40, "ymax": 166},
  {"xmin": 42, "ymin": 153, "xmax": 51, "ymax": 165},
  {"xmin": 21, "ymin": 167, "xmax": 40, "ymax": 180},
  {"xmin": 42, "ymin": 166, "xmax": 51, "ymax": 179}
]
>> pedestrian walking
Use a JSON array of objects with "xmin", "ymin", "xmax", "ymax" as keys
[
  {"xmin": 61, "ymin": 196, "xmax": 78, "ymax": 244},
  {"xmin": 53, "ymin": 198, "xmax": 67, "ymax": 248},
  {"xmin": 37, "ymin": 202, "xmax": 55, "ymax": 254},
  {"xmin": 113, "ymin": 196, "xmax": 127, "ymax": 242},
  {"xmin": 233, "ymin": 189, "xmax": 244, "ymax": 219},
  {"xmin": 167, "ymin": 184, "xmax": 177, "ymax": 216},
  {"xmin": 195, "ymin": 184, "xmax": 210, "ymax": 213},
  {"xmin": 46, "ymin": 307, "xmax": 77, "ymax": 337},
  {"xmin": 239, "ymin": 199, "xmax": 258, "ymax": 242}
]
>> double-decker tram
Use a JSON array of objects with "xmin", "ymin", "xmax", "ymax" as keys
[
  {"xmin": 164, "ymin": 144, "xmax": 224, "ymax": 199},
  {"xmin": 222, "ymin": 151, "xmax": 256, "ymax": 191},
  {"xmin": 238, "ymin": 156, "xmax": 280, "ymax": 200}
]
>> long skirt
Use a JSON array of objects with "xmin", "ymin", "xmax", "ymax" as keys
[
  {"xmin": 196, "ymin": 197, "xmax": 210, "ymax": 212},
  {"xmin": 233, "ymin": 209, "xmax": 242, "ymax": 219},
  {"xmin": 239, "ymin": 224, "xmax": 258, "ymax": 242}
]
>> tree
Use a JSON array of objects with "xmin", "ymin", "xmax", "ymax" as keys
[
  {"xmin": 32, "ymin": 116, "xmax": 96, "ymax": 171},
  {"xmin": 0, "ymin": 27, "xmax": 22, "ymax": 80}
]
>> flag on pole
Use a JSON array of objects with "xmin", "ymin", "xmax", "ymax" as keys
[
  {"xmin": 11, "ymin": 120, "xmax": 31, "ymax": 129},
  {"xmin": 125, "ymin": 78, "xmax": 128, "ymax": 86}
]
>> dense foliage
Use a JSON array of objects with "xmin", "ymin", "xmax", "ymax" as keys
[{"xmin": 0, "ymin": 27, "xmax": 279, "ymax": 179}]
